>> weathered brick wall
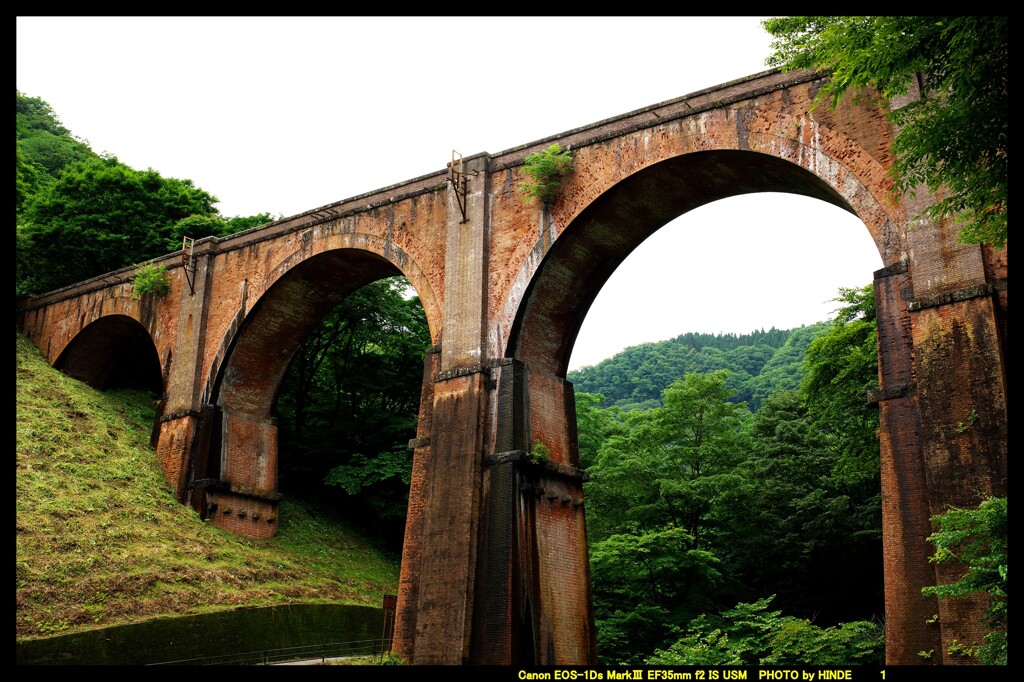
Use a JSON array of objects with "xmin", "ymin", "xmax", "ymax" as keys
[
  {"xmin": 524, "ymin": 369, "xmax": 577, "ymax": 467},
  {"xmin": 393, "ymin": 347, "xmax": 439, "ymax": 663},
  {"xmin": 530, "ymin": 471, "xmax": 593, "ymax": 663},
  {"xmin": 220, "ymin": 409, "xmax": 277, "ymax": 490},
  {"xmin": 402, "ymin": 370, "xmax": 487, "ymax": 664},
  {"xmin": 154, "ymin": 415, "xmax": 200, "ymax": 500},
  {"xmin": 873, "ymin": 264, "xmax": 942, "ymax": 663},
  {"xmin": 206, "ymin": 490, "xmax": 279, "ymax": 539},
  {"xmin": 910, "ymin": 296, "xmax": 1007, "ymax": 664}
]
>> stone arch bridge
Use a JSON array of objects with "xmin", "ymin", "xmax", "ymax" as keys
[{"xmin": 16, "ymin": 69, "xmax": 1007, "ymax": 666}]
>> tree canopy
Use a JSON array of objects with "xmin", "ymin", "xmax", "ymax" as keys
[
  {"xmin": 801, "ymin": 284, "xmax": 880, "ymax": 487},
  {"xmin": 16, "ymin": 90, "xmax": 96, "ymax": 214},
  {"xmin": 16, "ymin": 91, "xmax": 277, "ymax": 295},
  {"xmin": 19, "ymin": 156, "xmax": 220, "ymax": 293},
  {"xmin": 762, "ymin": 16, "xmax": 1008, "ymax": 248},
  {"xmin": 647, "ymin": 596, "xmax": 884, "ymax": 666}
]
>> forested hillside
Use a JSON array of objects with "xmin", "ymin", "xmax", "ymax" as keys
[
  {"xmin": 568, "ymin": 325, "xmax": 826, "ymax": 411},
  {"xmin": 572, "ymin": 285, "xmax": 888, "ymax": 665}
]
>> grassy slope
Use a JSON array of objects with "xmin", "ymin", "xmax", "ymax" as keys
[{"xmin": 15, "ymin": 331, "xmax": 401, "ymax": 641}]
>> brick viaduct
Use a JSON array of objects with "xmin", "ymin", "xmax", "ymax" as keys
[{"xmin": 16, "ymin": 69, "xmax": 1007, "ymax": 665}]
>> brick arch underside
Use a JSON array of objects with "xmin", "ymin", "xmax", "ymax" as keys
[
  {"xmin": 55, "ymin": 314, "xmax": 163, "ymax": 394},
  {"xmin": 212, "ymin": 249, "xmax": 405, "ymax": 417},
  {"xmin": 509, "ymin": 149, "xmax": 866, "ymax": 377}
]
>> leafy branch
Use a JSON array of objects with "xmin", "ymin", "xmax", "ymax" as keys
[
  {"xmin": 762, "ymin": 16, "xmax": 1007, "ymax": 248},
  {"xmin": 922, "ymin": 495, "xmax": 1007, "ymax": 665}
]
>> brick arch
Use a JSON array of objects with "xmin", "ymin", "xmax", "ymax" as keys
[
  {"xmin": 28, "ymin": 283, "xmax": 163, "ymax": 368},
  {"xmin": 735, "ymin": 112, "xmax": 905, "ymax": 264},
  {"xmin": 199, "ymin": 236, "xmax": 441, "ymax": 409},
  {"xmin": 55, "ymin": 313, "xmax": 163, "ymax": 394},
  {"xmin": 194, "ymin": 246, "xmax": 434, "ymax": 537},
  {"xmin": 506, "ymin": 149, "xmax": 880, "ymax": 377},
  {"xmin": 214, "ymin": 247, "xmax": 431, "ymax": 416}
]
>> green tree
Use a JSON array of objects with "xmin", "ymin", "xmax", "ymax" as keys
[
  {"xmin": 801, "ymin": 284, "xmax": 879, "ymax": 488},
  {"xmin": 17, "ymin": 129, "xmax": 95, "ymax": 181},
  {"xmin": 652, "ymin": 371, "xmax": 752, "ymax": 540},
  {"xmin": 574, "ymin": 392, "xmax": 625, "ymax": 470},
  {"xmin": 584, "ymin": 370, "xmax": 752, "ymax": 664},
  {"xmin": 167, "ymin": 212, "xmax": 277, "ymax": 251},
  {"xmin": 586, "ymin": 370, "xmax": 751, "ymax": 543},
  {"xmin": 717, "ymin": 390, "xmax": 883, "ymax": 625},
  {"xmin": 18, "ymin": 156, "xmax": 219, "ymax": 293},
  {"xmin": 16, "ymin": 91, "xmax": 96, "ymax": 203},
  {"xmin": 16, "ymin": 146, "xmax": 42, "ymax": 216},
  {"xmin": 590, "ymin": 527, "xmax": 725, "ymax": 666},
  {"xmin": 763, "ymin": 17, "xmax": 1008, "ymax": 247},
  {"xmin": 574, "ymin": 290, "xmax": 888, "ymax": 665},
  {"xmin": 14, "ymin": 93, "xmax": 273, "ymax": 296},
  {"xmin": 922, "ymin": 496, "xmax": 1007, "ymax": 665},
  {"xmin": 16, "ymin": 90, "xmax": 73, "ymax": 138},
  {"xmin": 714, "ymin": 287, "xmax": 884, "ymax": 626}
]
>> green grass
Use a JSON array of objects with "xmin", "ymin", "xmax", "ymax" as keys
[{"xmin": 16, "ymin": 331, "xmax": 401, "ymax": 642}]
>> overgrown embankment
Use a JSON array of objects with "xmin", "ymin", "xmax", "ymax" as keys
[{"xmin": 15, "ymin": 331, "xmax": 400, "ymax": 642}]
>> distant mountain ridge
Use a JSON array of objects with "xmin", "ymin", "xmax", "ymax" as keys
[{"xmin": 567, "ymin": 325, "xmax": 829, "ymax": 411}]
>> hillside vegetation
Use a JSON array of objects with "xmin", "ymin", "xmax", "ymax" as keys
[
  {"xmin": 15, "ymin": 331, "xmax": 400, "ymax": 642},
  {"xmin": 568, "ymin": 325, "xmax": 826, "ymax": 411}
]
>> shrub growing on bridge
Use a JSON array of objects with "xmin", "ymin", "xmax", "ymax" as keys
[
  {"xmin": 131, "ymin": 263, "xmax": 171, "ymax": 299},
  {"xmin": 517, "ymin": 143, "xmax": 574, "ymax": 204}
]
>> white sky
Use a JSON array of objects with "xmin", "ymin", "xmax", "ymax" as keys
[{"xmin": 16, "ymin": 16, "xmax": 883, "ymax": 371}]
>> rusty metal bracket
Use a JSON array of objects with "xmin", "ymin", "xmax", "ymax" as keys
[
  {"xmin": 448, "ymin": 150, "xmax": 477, "ymax": 224},
  {"xmin": 181, "ymin": 236, "xmax": 197, "ymax": 295}
]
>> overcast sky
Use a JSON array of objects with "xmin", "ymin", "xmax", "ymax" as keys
[{"xmin": 16, "ymin": 16, "xmax": 883, "ymax": 371}]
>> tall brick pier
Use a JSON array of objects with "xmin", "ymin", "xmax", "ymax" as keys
[{"xmin": 16, "ymin": 69, "xmax": 1007, "ymax": 665}]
